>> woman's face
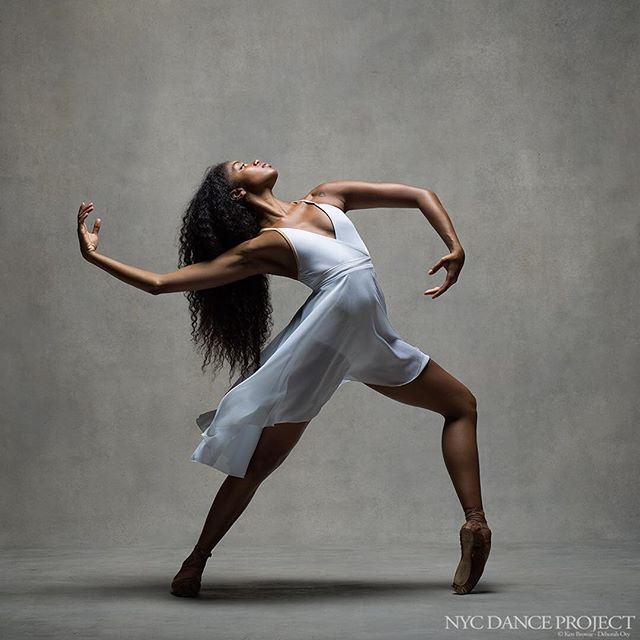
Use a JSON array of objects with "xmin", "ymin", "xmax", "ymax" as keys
[{"xmin": 227, "ymin": 159, "xmax": 278, "ymax": 202}]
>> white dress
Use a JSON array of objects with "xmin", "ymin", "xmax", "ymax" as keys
[{"xmin": 190, "ymin": 200, "xmax": 430, "ymax": 477}]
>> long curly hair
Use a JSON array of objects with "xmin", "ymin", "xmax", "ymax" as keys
[{"xmin": 177, "ymin": 161, "xmax": 273, "ymax": 383}]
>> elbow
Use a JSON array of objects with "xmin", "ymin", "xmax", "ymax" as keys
[
  {"xmin": 148, "ymin": 277, "xmax": 164, "ymax": 295},
  {"xmin": 417, "ymin": 188, "xmax": 437, "ymax": 207}
]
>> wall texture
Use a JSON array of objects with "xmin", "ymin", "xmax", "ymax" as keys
[{"xmin": 1, "ymin": 0, "xmax": 638, "ymax": 548}]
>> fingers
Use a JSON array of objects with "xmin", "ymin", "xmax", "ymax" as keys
[
  {"xmin": 426, "ymin": 259, "xmax": 444, "ymax": 296},
  {"xmin": 425, "ymin": 254, "xmax": 461, "ymax": 298},
  {"xmin": 424, "ymin": 270, "xmax": 455, "ymax": 298},
  {"xmin": 77, "ymin": 202, "xmax": 95, "ymax": 228},
  {"xmin": 78, "ymin": 201, "xmax": 94, "ymax": 213},
  {"xmin": 424, "ymin": 283, "xmax": 449, "ymax": 298},
  {"xmin": 428, "ymin": 253, "xmax": 456, "ymax": 274},
  {"xmin": 428, "ymin": 259, "xmax": 443, "ymax": 275},
  {"xmin": 430, "ymin": 284, "xmax": 449, "ymax": 299},
  {"xmin": 424, "ymin": 284, "xmax": 449, "ymax": 300}
]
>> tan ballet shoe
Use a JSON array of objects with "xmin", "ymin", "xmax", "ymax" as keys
[
  {"xmin": 170, "ymin": 545, "xmax": 212, "ymax": 598},
  {"xmin": 451, "ymin": 508, "xmax": 492, "ymax": 595}
]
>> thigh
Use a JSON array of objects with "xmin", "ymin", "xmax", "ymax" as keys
[
  {"xmin": 364, "ymin": 358, "xmax": 476, "ymax": 418},
  {"xmin": 244, "ymin": 420, "xmax": 310, "ymax": 481}
]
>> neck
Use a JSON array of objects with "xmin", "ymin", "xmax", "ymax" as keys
[{"xmin": 246, "ymin": 192, "xmax": 299, "ymax": 226}]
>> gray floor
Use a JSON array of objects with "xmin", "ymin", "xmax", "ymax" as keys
[{"xmin": 1, "ymin": 542, "xmax": 638, "ymax": 639}]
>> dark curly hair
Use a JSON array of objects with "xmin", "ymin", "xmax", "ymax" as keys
[{"xmin": 177, "ymin": 161, "xmax": 273, "ymax": 383}]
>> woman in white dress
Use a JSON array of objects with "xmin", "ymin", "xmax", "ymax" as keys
[{"xmin": 77, "ymin": 159, "xmax": 491, "ymax": 597}]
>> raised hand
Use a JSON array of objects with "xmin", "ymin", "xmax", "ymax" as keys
[
  {"xmin": 424, "ymin": 249, "xmax": 465, "ymax": 299},
  {"xmin": 77, "ymin": 201, "xmax": 102, "ymax": 258}
]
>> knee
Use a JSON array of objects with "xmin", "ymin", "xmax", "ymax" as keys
[
  {"xmin": 462, "ymin": 389, "xmax": 478, "ymax": 419},
  {"xmin": 465, "ymin": 390, "xmax": 478, "ymax": 415},
  {"xmin": 444, "ymin": 388, "xmax": 477, "ymax": 420}
]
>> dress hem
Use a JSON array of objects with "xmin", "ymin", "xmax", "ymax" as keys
[
  {"xmin": 189, "ymin": 353, "xmax": 431, "ymax": 478},
  {"xmin": 360, "ymin": 352, "xmax": 430, "ymax": 388}
]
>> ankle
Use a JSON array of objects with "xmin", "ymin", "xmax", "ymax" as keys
[
  {"xmin": 179, "ymin": 545, "xmax": 212, "ymax": 571},
  {"xmin": 193, "ymin": 544, "xmax": 212, "ymax": 558},
  {"xmin": 464, "ymin": 506, "xmax": 487, "ymax": 524}
]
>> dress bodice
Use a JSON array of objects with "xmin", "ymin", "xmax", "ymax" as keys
[{"xmin": 259, "ymin": 200, "xmax": 375, "ymax": 290}]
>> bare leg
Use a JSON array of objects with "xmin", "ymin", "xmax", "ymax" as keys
[
  {"xmin": 441, "ymin": 412, "xmax": 483, "ymax": 518},
  {"xmin": 171, "ymin": 420, "xmax": 309, "ymax": 597},
  {"xmin": 366, "ymin": 358, "xmax": 484, "ymax": 516},
  {"xmin": 365, "ymin": 358, "xmax": 491, "ymax": 594},
  {"xmin": 195, "ymin": 420, "xmax": 310, "ymax": 552}
]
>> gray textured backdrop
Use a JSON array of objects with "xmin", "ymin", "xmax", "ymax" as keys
[{"xmin": 2, "ymin": 0, "xmax": 638, "ymax": 549}]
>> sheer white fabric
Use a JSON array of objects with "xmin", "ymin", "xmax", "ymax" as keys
[{"xmin": 191, "ymin": 200, "xmax": 430, "ymax": 477}]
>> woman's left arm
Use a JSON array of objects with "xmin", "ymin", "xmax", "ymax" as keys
[
  {"xmin": 77, "ymin": 201, "xmax": 161, "ymax": 294},
  {"xmin": 317, "ymin": 181, "xmax": 466, "ymax": 299},
  {"xmin": 417, "ymin": 190, "xmax": 466, "ymax": 299}
]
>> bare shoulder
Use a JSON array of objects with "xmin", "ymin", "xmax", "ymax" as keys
[
  {"xmin": 241, "ymin": 228, "xmax": 289, "ymax": 256},
  {"xmin": 240, "ymin": 230, "xmax": 298, "ymax": 279},
  {"xmin": 301, "ymin": 183, "xmax": 348, "ymax": 211},
  {"xmin": 307, "ymin": 180, "xmax": 433, "ymax": 212}
]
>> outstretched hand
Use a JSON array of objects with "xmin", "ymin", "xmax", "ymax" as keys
[
  {"xmin": 77, "ymin": 201, "xmax": 102, "ymax": 258},
  {"xmin": 424, "ymin": 249, "xmax": 465, "ymax": 299}
]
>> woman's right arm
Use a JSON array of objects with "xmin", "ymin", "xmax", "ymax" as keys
[
  {"xmin": 78, "ymin": 201, "xmax": 276, "ymax": 294},
  {"xmin": 154, "ymin": 238, "xmax": 268, "ymax": 294}
]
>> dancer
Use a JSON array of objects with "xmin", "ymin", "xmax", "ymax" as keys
[{"xmin": 76, "ymin": 159, "xmax": 491, "ymax": 597}]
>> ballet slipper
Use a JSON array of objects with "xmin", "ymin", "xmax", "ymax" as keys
[
  {"xmin": 451, "ymin": 508, "xmax": 492, "ymax": 595},
  {"xmin": 170, "ymin": 545, "xmax": 212, "ymax": 598}
]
